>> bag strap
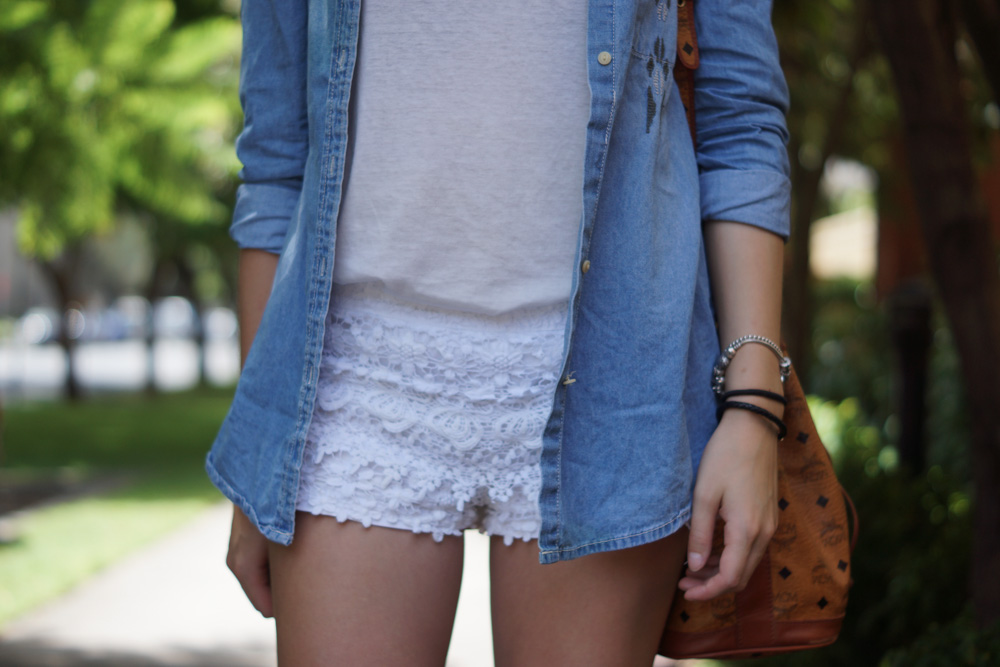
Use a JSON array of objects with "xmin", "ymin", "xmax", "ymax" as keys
[{"xmin": 674, "ymin": 0, "xmax": 700, "ymax": 142}]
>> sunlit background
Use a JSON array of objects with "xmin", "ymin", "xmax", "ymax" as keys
[{"xmin": 2, "ymin": 0, "xmax": 1000, "ymax": 665}]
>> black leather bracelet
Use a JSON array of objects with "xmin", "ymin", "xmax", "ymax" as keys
[
  {"xmin": 719, "ymin": 388, "xmax": 787, "ymax": 406},
  {"xmin": 716, "ymin": 400, "xmax": 787, "ymax": 440}
]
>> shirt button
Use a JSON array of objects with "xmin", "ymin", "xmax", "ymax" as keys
[
  {"xmin": 581, "ymin": 259, "xmax": 591, "ymax": 274},
  {"xmin": 597, "ymin": 51, "xmax": 612, "ymax": 66}
]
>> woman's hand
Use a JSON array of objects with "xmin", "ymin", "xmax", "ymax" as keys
[
  {"xmin": 227, "ymin": 249, "xmax": 279, "ymax": 617},
  {"xmin": 226, "ymin": 505, "xmax": 274, "ymax": 617},
  {"xmin": 678, "ymin": 407, "xmax": 779, "ymax": 601}
]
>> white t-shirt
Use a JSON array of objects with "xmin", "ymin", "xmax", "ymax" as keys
[{"xmin": 332, "ymin": 0, "xmax": 591, "ymax": 315}]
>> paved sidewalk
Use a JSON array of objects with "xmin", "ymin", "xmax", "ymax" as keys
[{"xmin": 0, "ymin": 503, "xmax": 495, "ymax": 666}]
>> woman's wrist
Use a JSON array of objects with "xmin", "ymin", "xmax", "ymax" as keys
[
  {"xmin": 714, "ymin": 344, "xmax": 786, "ymax": 420},
  {"xmin": 717, "ymin": 405, "xmax": 785, "ymax": 439}
]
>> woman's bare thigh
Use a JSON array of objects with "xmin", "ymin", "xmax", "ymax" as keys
[
  {"xmin": 268, "ymin": 512, "xmax": 464, "ymax": 666},
  {"xmin": 490, "ymin": 528, "xmax": 688, "ymax": 667}
]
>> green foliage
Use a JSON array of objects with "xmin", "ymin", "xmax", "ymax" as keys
[
  {"xmin": 806, "ymin": 279, "xmax": 891, "ymax": 416},
  {"xmin": 0, "ymin": 0, "xmax": 241, "ymax": 260},
  {"xmin": 923, "ymin": 322, "xmax": 973, "ymax": 482},
  {"xmin": 880, "ymin": 614, "xmax": 1000, "ymax": 667},
  {"xmin": 773, "ymin": 0, "xmax": 899, "ymax": 182},
  {"xmin": 805, "ymin": 278, "xmax": 973, "ymax": 476},
  {"xmin": 0, "ymin": 2, "xmax": 46, "ymax": 31},
  {"xmin": 828, "ymin": 425, "xmax": 973, "ymax": 665}
]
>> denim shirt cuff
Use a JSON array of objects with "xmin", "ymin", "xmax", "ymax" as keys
[
  {"xmin": 699, "ymin": 169, "xmax": 792, "ymax": 241},
  {"xmin": 229, "ymin": 181, "xmax": 301, "ymax": 254}
]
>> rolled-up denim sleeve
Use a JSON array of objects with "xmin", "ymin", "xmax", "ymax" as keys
[
  {"xmin": 228, "ymin": 0, "xmax": 309, "ymax": 254},
  {"xmin": 693, "ymin": 0, "xmax": 791, "ymax": 240}
]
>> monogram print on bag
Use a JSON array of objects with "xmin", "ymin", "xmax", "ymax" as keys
[
  {"xmin": 811, "ymin": 563, "xmax": 833, "ymax": 586},
  {"xmin": 820, "ymin": 519, "xmax": 847, "ymax": 547},
  {"xmin": 710, "ymin": 596, "xmax": 737, "ymax": 625},
  {"xmin": 774, "ymin": 591, "xmax": 799, "ymax": 620},
  {"xmin": 772, "ymin": 522, "xmax": 797, "ymax": 552},
  {"xmin": 796, "ymin": 454, "xmax": 828, "ymax": 482}
]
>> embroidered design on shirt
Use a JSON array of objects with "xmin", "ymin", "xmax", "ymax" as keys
[
  {"xmin": 646, "ymin": 36, "xmax": 670, "ymax": 133},
  {"xmin": 656, "ymin": 0, "xmax": 671, "ymax": 22}
]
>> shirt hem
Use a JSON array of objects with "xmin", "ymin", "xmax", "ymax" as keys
[
  {"xmin": 205, "ymin": 453, "xmax": 295, "ymax": 546},
  {"xmin": 537, "ymin": 504, "xmax": 692, "ymax": 564}
]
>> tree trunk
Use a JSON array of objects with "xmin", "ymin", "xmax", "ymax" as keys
[
  {"xmin": 887, "ymin": 280, "xmax": 933, "ymax": 473},
  {"xmin": 783, "ymin": 9, "xmax": 870, "ymax": 381},
  {"xmin": 872, "ymin": 0, "xmax": 1000, "ymax": 628},
  {"xmin": 175, "ymin": 257, "xmax": 208, "ymax": 388},
  {"xmin": 960, "ymin": 0, "xmax": 1000, "ymax": 103},
  {"xmin": 144, "ymin": 257, "xmax": 167, "ymax": 395},
  {"xmin": 38, "ymin": 254, "xmax": 82, "ymax": 401},
  {"xmin": 784, "ymin": 135, "xmax": 813, "ymax": 378}
]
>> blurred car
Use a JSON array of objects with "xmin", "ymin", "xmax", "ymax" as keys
[
  {"xmin": 202, "ymin": 307, "xmax": 238, "ymax": 340},
  {"xmin": 152, "ymin": 296, "xmax": 198, "ymax": 339},
  {"xmin": 17, "ymin": 307, "xmax": 60, "ymax": 344},
  {"xmin": 15, "ymin": 297, "xmax": 236, "ymax": 344},
  {"xmin": 111, "ymin": 295, "xmax": 152, "ymax": 339}
]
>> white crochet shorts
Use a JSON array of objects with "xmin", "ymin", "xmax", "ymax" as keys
[{"xmin": 295, "ymin": 282, "xmax": 568, "ymax": 544}]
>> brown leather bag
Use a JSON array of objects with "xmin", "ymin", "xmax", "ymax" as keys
[
  {"xmin": 659, "ymin": 3, "xmax": 859, "ymax": 658},
  {"xmin": 659, "ymin": 362, "xmax": 859, "ymax": 659}
]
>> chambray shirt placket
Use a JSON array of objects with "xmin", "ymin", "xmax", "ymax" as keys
[
  {"xmin": 538, "ymin": 0, "xmax": 622, "ymax": 564},
  {"xmin": 282, "ymin": 0, "xmax": 364, "ymax": 538}
]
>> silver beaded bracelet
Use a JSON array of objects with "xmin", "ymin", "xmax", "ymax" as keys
[{"xmin": 712, "ymin": 334, "xmax": 792, "ymax": 396}]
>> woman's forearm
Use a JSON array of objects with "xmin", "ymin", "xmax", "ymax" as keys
[
  {"xmin": 237, "ymin": 248, "xmax": 280, "ymax": 369},
  {"xmin": 683, "ymin": 219, "xmax": 786, "ymax": 594},
  {"xmin": 703, "ymin": 220, "xmax": 786, "ymax": 412}
]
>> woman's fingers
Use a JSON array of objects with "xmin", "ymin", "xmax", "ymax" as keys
[
  {"xmin": 735, "ymin": 473, "xmax": 778, "ymax": 589},
  {"xmin": 233, "ymin": 540, "xmax": 273, "ymax": 617},
  {"xmin": 682, "ymin": 525, "xmax": 750, "ymax": 601},
  {"xmin": 227, "ymin": 505, "xmax": 275, "ymax": 618},
  {"xmin": 678, "ymin": 509, "xmax": 776, "ymax": 598},
  {"xmin": 733, "ymin": 541, "xmax": 761, "ymax": 593},
  {"xmin": 677, "ymin": 554, "xmax": 720, "ymax": 589},
  {"xmin": 739, "ymin": 529, "xmax": 773, "ymax": 590},
  {"xmin": 686, "ymin": 487, "xmax": 721, "ymax": 573}
]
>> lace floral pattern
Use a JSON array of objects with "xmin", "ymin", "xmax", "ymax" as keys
[{"xmin": 296, "ymin": 283, "xmax": 568, "ymax": 544}]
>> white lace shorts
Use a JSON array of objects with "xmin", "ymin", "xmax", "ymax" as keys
[{"xmin": 295, "ymin": 282, "xmax": 568, "ymax": 544}]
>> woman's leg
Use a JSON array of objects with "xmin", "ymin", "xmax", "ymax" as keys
[
  {"xmin": 268, "ymin": 512, "xmax": 464, "ymax": 666},
  {"xmin": 490, "ymin": 527, "xmax": 688, "ymax": 667}
]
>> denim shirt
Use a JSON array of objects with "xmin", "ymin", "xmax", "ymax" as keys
[{"xmin": 206, "ymin": 0, "xmax": 791, "ymax": 564}]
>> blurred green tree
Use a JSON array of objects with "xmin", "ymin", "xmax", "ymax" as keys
[
  {"xmin": 765, "ymin": 1, "xmax": 1000, "ymax": 661},
  {"xmin": 773, "ymin": 0, "xmax": 882, "ymax": 375},
  {"xmin": 771, "ymin": 0, "xmax": 1000, "ymax": 651},
  {"xmin": 0, "ymin": 0, "xmax": 240, "ymax": 398}
]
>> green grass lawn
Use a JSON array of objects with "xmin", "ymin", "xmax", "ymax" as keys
[
  {"xmin": 3, "ymin": 385, "xmax": 235, "ymax": 468},
  {"xmin": 0, "ymin": 386, "xmax": 235, "ymax": 628}
]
